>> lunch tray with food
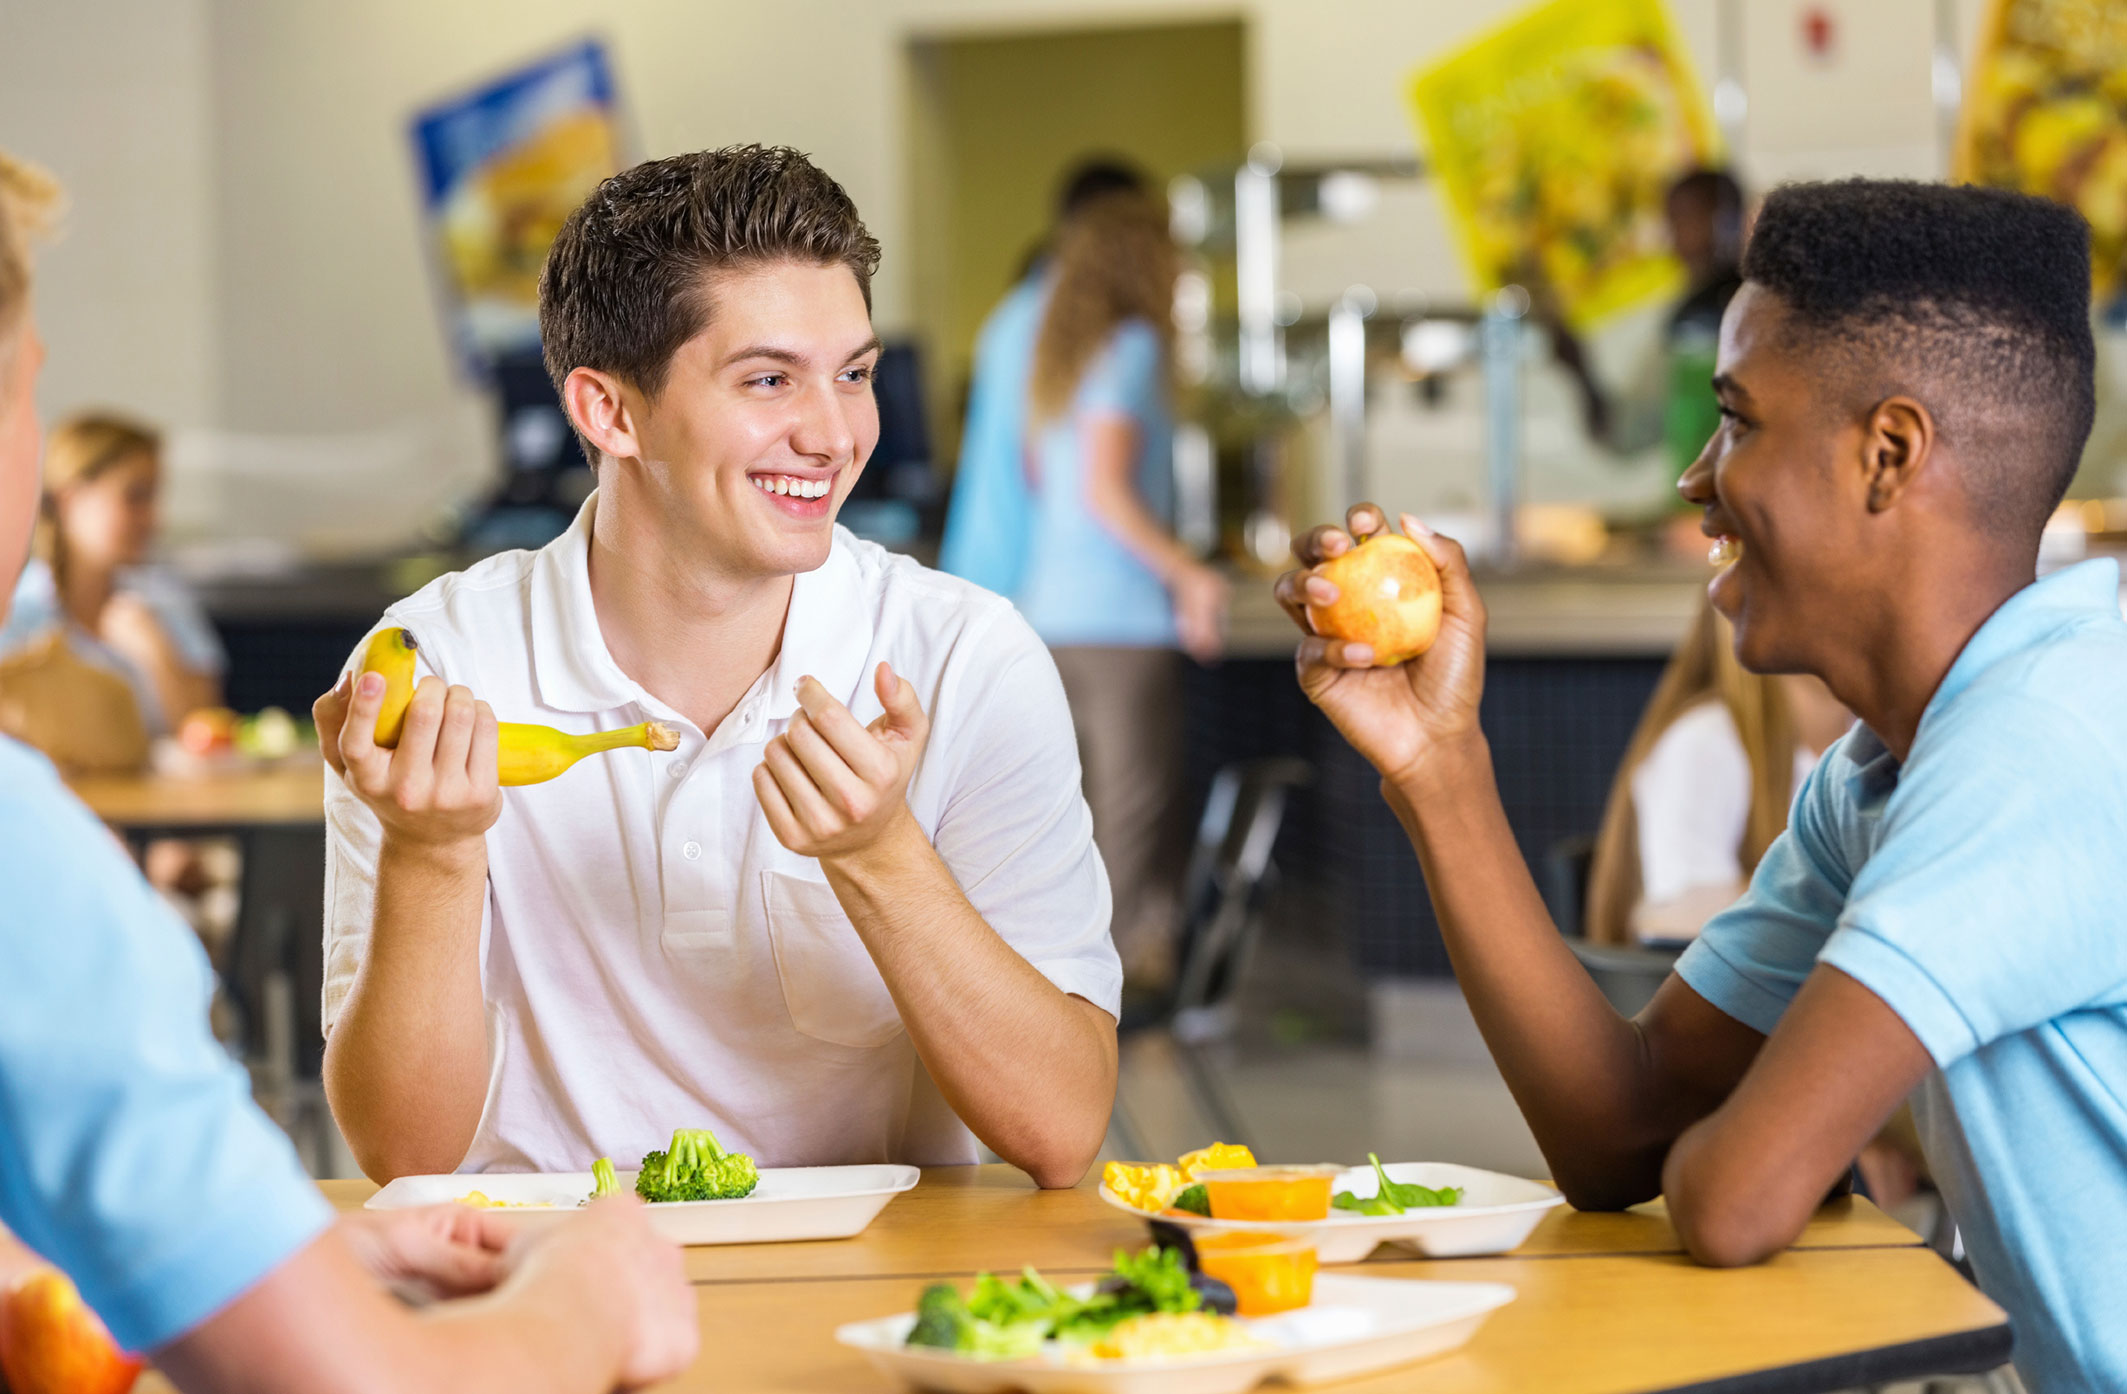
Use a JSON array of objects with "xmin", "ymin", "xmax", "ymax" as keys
[
  {"xmin": 839, "ymin": 1242, "xmax": 1513, "ymax": 1394},
  {"xmin": 367, "ymin": 1127, "xmax": 918, "ymax": 1246},
  {"xmin": 1101, "ymin": 1145, "xmax": 1563, "ymax": 1263}
]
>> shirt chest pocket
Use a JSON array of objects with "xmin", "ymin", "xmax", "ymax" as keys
[{"xmin": 762, "ymin": 871, "xmax": 905, "ymax": 1049}]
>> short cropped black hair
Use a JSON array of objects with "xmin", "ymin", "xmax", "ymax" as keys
[
  {"xmin": 1742, "ymin": 179, "xmax": 2095, "ymax": 539},
  {"xmin": 540, "ymin": 145, "xmax": 880, "ymax": 461}
]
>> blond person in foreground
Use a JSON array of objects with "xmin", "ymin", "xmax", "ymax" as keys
[
  {"xmin": 0, "ymin": 151, "xmax": 696, "ymax": 1392},
  {"xmin": 1278, "ymin": 182, "xmax": 2125, "ymax": 1392},
  {"xmin": 315, "ymin": 145, "xmax": 1119, "ymax": 1190}
]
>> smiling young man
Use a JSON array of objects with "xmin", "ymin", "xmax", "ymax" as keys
[
  {"xmin": 1277, "ymin": 180, "xmax": 2126, "ymax": 1391},
  {"xmin": 316, "ymin": 146, "xmax": 1120, "ymax": 1189}
]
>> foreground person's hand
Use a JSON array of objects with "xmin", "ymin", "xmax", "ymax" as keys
[
  {"xmin": 502, "ymin": 1196, "xmax": 698, "ymax": 1389},
  {"xmin": 755, "ymin": 663, "xmax": 930, "ymax": 864},
  {"xmin": 1273, "ymin": 503, "xmax": 1489, "ymax": 785},
  {"xmin": 316, "ymin": 671, "xmax": 503, "ymax": 850},
  {"xmin": 337, "ymin": 1204, "xmax": 514, "ymax": 1301}
]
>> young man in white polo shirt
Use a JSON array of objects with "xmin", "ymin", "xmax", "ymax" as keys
[{"xmin": 315, "ymin": 146, "xmax": 1121, "ymax": 1188}]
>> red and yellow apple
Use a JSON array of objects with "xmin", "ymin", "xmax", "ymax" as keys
[
  {"xmin": 1305, "ymin": 531, "xmax": 1443, "ymax": 665},
  {"xmin": 0, "ymin": 1269, "xmax": 142, "ymax": 1394}
]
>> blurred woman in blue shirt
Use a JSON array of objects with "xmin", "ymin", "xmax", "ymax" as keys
[
  {"xmin": 0, "ymin": 411, "xmax": 224, "ymax": 736},
  {"xmin": 1016, "ymin": 193, "xmax": 1226, "ymax": 989}
]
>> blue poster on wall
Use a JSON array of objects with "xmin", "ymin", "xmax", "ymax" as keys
[{"xmin": 411, "ymin": 38, "xmax": 624, "ymax": 375}]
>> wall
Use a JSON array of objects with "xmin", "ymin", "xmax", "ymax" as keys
[
  {"xmin": 7, "ymin": 0, "xmax": 2008, "ymax": 528},
  {"xmin": 0, "ymin": 0, "xmax": 217, "ymax": 428}
]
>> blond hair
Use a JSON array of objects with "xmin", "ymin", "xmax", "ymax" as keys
[
  {"xmin": 37, "ymin": 412, "xmax": 161, "ymax": 592},
  {"xmin": 1028, "ymin": 192, "xmax": 1176, "ymax": 426},
  {"xmin": 1584, "ymin": 599, "xmax": 1798, "ymax": 945},
  {"xmin": 0, "ymin": 150, "xmax": 62, "ymax": 391}
]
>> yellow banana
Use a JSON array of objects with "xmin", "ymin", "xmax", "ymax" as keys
[
  {"xmin": 357, "ymin": 626, "xmax": 419, "ymax": 747},
  {"xmin": 357, "ymin": 626, "xmax": 679, "ymax": 786},
  {"xmin": 494, "ymin": 720, "xmax": 679, "ymax": 786}
]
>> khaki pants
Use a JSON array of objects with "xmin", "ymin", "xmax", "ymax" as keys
[{"xmin": 1050, "ymin": 646, "xmax": 1186, "ymax": 987}]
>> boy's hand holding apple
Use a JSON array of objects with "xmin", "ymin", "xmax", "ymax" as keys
[{"xmin": 1273, "ymin": 504, "xmax": 1489, "ymax": 790}]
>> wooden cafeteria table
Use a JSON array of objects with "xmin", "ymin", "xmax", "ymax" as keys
[
  {"xmin": 71, "ymin": 763, "xmax": 332, "ymax": 1121},
  {"xmin": 320, "ymin": 1167, "xmax": 2010, "ymax": 1392}
]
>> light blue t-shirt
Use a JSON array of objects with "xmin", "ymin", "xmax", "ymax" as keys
[
  {"xmin": 0, "ymin": 737, "xmax": 331, "ymax": 1353},
  {"xmin": 939, "ymin": 274, "xmax": 1048, "ymax": 598},
  {"xmin": 1676, "ymin": 559, "xmax": 2127, "ymax": 1394},
  {"xmin": 1016, "ymin": 318, "xmax": 1176, "ymax": 649},
  {"xmin": 0, "ymin": 558, "xmax": 226, "ymax": 735}
]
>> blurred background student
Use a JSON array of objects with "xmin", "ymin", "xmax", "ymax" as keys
[
  {"xmin": 1546, "ymin": 167, "xmax": 1749, "ymax": 487},
  {"xmin": 0, "ymin": 412, "xmax": 231, "ymax": 913},
  {"xmin": 0, "ymin": 411, "xmax": 224, "ymax": 746},
  {"xmin": 938, "ymin": 157, "xmax": 1147, "ymax": 596},
  {"xmin": 1013, "ymin": 190, "xmax": 1227, "ymax": 992},
  {"xmin": 1585, "ymin": 594, "xmax": 1851, "ymax": 946}
]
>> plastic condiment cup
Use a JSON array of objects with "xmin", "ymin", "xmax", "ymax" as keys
[
  {"xmin": 1195, "ymin": 1232, "xmax": 1319, "ymax": 1316},
  {"xmin": 1195, "ymin": 1164, "xmax": 1344, "ymax": 1222}
]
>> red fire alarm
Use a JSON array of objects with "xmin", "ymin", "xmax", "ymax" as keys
[{"xmin": 1802, "ymin": 5, "xmax": 1837, "ymax": 60}]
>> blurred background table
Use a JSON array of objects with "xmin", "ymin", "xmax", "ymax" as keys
[{"xmin": 71, "ymin": 762, "xmax": 332, "ymax": 1170}]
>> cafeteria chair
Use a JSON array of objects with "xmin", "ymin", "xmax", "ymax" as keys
[
  {"xmin": 1541, "ymin": 833, "xmax": 1680, "ymax": 1018},
  {"xmin": 1110, "ymin": 757, "xmax": 1312, "ymax": 1160}
]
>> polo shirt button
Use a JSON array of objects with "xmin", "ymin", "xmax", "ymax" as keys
[
  {"xmin": 681, "ymin": 841, "xmax": 702, "ymax": 861},
  {"xmin": 742, "ymin": 704, "xmax": 759, "ymax": 723},
  {"xmin": 668, "ymin": 760, "xmax": 688, "ymax": 778}
]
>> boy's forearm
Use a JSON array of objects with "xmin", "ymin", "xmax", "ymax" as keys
[
  {"xmin": 1385, "ymin": 738, "xmax": 1687, "ymax": 1206},
  {"xmin": 324, "ymin": 837, "xmax": 492, "ymax": 1181},
  {"xmin": 824, "ymin": 818, "xmax": 1116, "ymax": 1189}
]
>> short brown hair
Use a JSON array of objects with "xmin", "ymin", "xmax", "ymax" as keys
[{"xmin": 538, "ymin": 145, "xmax": 880, "ymax": 457}]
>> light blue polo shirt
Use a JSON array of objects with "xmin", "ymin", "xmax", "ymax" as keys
[
  {"xmin": 1016, "ymin": 318, "xmax": 1177, "ymax": 649},
  {"xmin": 1677, "ymin": 559, "xmax": 2127, "ymax": 1393},
  {"xmin": 0, "ymin": 737, "xmax": 331, "ymax": 1353},
  {"xmin": 939, "ymin": 273, "xmax": 1049, "ymax": 599}
]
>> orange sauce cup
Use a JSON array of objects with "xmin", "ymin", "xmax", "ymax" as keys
[
  {"xmin": 1196, "ymin": 1165, "xmax": 1342, "ymax": 1222},
  {"xmin": 1195, "ymin": 1232, "xmax": 1318, "ymax": 1316}
]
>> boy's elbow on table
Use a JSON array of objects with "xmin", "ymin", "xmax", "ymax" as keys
[{"xmin": 1663, "ymin": 1138, "xmax": 1807, "ymax": 1269}]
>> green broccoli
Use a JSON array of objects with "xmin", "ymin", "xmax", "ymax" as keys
[
  {"xmin": 634, "ymin": 1128, "xmax": 761, "ymax": 1203},
  {"xmin": 907, "ymin": 1283, "xmax": 969, "ymax": 1350},
  {"xmin": 590, "ymin": 1156, "xmax": 620, "ymax": 1199},
  {"xmin": 1170, "ymin": 1183, "xmax": 1211, "ymax": 1216},
  {"xmin": 906, "ymin": 1280, "xmax": 1048, "ymax": 1361}
]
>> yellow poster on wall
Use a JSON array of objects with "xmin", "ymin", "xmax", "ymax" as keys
[
  {"xmin": 1409, "ymin": 0, "xmax": 1718, "ymax": 329},
  {"xmin": 1955, "ymin": 0, "xmax": 2127, "ymax": 292}
]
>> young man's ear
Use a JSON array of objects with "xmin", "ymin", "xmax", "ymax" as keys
[
  {"xmin": 1860, "ymin": 395, "xmax": 1935, "ymax": 514},
  {"xmin": 562, "ymin": 366, "xmax": 641, "ymax": 465}
]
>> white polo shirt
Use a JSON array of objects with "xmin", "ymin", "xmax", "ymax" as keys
[{"xmin": 322, "ymin": 496, "xmax": 1121, "ymax": 1174}]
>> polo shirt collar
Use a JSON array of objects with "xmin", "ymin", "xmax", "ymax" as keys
[
  {"xmin": 762, "ymin": 530, "xmax": 873, "ymax": 719},
  {"xmin": 1926, "ymin": 558, "xmax": 2122, "ymax": 717},
  {"xmin": 529, "ymin": 496, "xmax": 638, "ymax": 714},
  {"xmin": 528, "ymin": 492, "xmax": 876, "ymax": 721},
  {"xmin": 1842, "ymin": 558, "xmax": 2123, "ymax": 807}
]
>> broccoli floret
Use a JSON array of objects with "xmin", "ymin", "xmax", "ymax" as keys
[
  {"xmin": 907, "ymin": 1283, "xmax": 968, "ymax": 1350},
  {"xmin": 590, "ymin": 1157, "xmax": 620, "ymax": 1199},
  {"xmin": 634, "ymin": 1128, "xmax": 761, "ymax": 1203},
  {"xmin": 1170, "ymin": 1183, "xmax": 1211, "ymax": 1216},
  {"xmin": 906, "ymin": 1278, "xmax": 1048, "ymax": 1360}
]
